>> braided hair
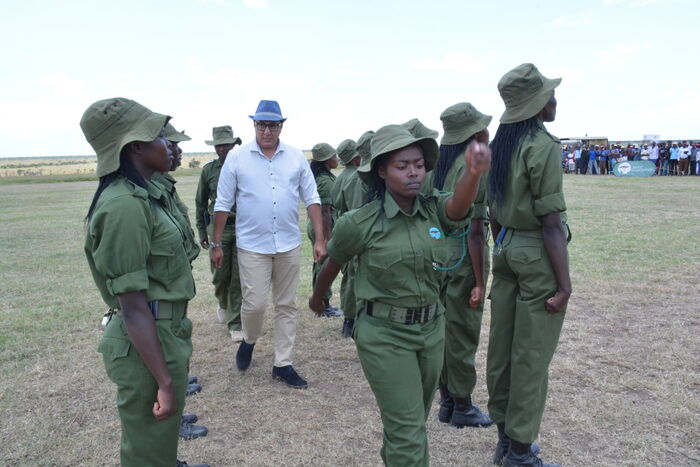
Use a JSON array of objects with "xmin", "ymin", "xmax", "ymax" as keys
[
  {"xmin": 85, "ymin": 146, "xmax": 149, "ymax": 221},
  {"xmin": 433, "ymin": 137, "xmax": 473, "ymax": 190},
  {"xmin": 488, "ymin": 116, "xmax": 540, "ymax": 206}
]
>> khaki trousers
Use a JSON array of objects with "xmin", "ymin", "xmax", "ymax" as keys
[{"xmin": 237, "ymin": 246, "xmax": 301, "ymax": 367}]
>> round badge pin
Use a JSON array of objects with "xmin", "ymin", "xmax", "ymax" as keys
[{"xmin": 429, "ymin": 227, "xmax": 442, "ymax": 240}]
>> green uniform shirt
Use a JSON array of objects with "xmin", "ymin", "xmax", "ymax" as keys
[
  {"xmin": 336, "ymin": 170, "xmax": 369, "ymax": 216},
  {"xmin": 152, "ymin": 172, "xmax": 200, "ymax": 262},
  {"xmin": 331, "ymin": 165, "xmax": 357, "ymax": 216},
  {"xmin": 423, "ymin": 152, "xmax": 488, "ymax": 221},
  {"xmin": 85, "ymin": 177, "xmax": 196, "ymax": 309},
  {"xmin": 489, "ymin": 122, "xmax": 567, "ymax": 230},
  {"xmin": 195, "ymin": 159, "xmax": 235, "ymax": 241},
  {"xmin": 307, "ymin": 171, "xmax": 336, "ymax": 243},
  {"xmin": 327, "ymin": 190, "xmax": 470, "ymax": 308}
]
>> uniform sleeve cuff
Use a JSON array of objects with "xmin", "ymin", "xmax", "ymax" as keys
[
  {"xmin": 533, "ymin": 193, "xmax": 566, "ymax": 217},
  {"xmin": 107, "ymin": 270, "xmax": 149, "ymax": 296}
]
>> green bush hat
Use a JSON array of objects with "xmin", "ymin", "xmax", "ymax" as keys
[
  {"xmin": 205, "ymin": 125, "xmax": 242, "ymax": 146},
  {"xmin": 358, "ymin": 124, "xmax": 439, "ymax": 184},
  {"xmin": 440, "ymin": 103, "xmax": 492, "ymax": 145},
  {"xmin": 498, "ymin": 63, "xmax": 561, "ymax": 124},
  {"xmin": 337, "ymin": 139, "xmax": 358, "ymax": 165},
  {"xmin": 164, "ymin": 122, "xmax": 192, "ymax": 143},
  {"xmin": 79, "ymin": 97, "xmax": 170, "ymax": 178},
  {"xmin": 401, "ymin": 118, "xmax": 439, "ymax": 139},
  {"xmin": 311, "ymin": 142, "xmax": 337, "ymax": 162},
  {"xmin": 356, "ymin": 130, "xmax": 376, "ymax": 166}
]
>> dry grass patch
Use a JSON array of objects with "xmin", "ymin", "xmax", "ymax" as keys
[{"xmin": 0, "ymin": 175, "xmax": 698, "ymax": 466}]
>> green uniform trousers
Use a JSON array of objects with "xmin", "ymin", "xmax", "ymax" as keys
[
  {"xmin": 440, "ymin": 244, "xmax": 490, "ymax": 398},
  {"xmin": 210, "ymin": 224, "xmax": 242, "ymax": 331},
  {"xmin": 339, "ymin": 258, "xmax": 358, "ymax": 319},
  {"xmin": 355, "ymin": 309, "xmax": 445, "ymax": 467},
  {"xmin": 98, "ymin": 310, "xmax": 192, "ymax": 467},
  {"xmin": 486, "ymin": 230, "xmax": 566, "ymax": 444}
]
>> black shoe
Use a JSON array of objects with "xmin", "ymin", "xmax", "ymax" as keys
[
  {"xmin": 502, "ymin": 449, "xmax": 557, "ymax": 467},
  {"xmin": 326, "ymin": 304, "xmax": 340, "ymax": 312},
  {"xmin": 176, "ymin": 460, "xmax": 210, "ymax": 467},
  {"xmin": 451, "ymin": 398, "xmax": 493, "ymax": 428},
  {"xmin": 178, "ymin": 422, "xmax": 209, "ymax": 441},
  {"xmin": 188, "ymin": 375, "xmax": 198, "ymax": 384},
  {"xmin": 186, "ymin": 383, "xmax": 202, "ymax": 396},
  {"xmin": 319, "ymin": 307, "xmax": 343, "ymax": 317},
  {"xmin": 272, "ymin": 365, "xmax": 308, "ymax": 389},
  {"xmin": 236, "ymin": 340, "xmax": 255, "ymax": 371},
  {"xmin": 181, "ymin": 413, "xmax": 198, "ymax": 425},
  {"xmin": 341, "ymin": 318, "xmax": 354, "ymax": 338},
  {"xmin": 437, "ymin": 385, "xmax": 454, "ymax": 423},
  {"xmin": 493, "ymin": 439, "xmax": 540, "ymax": 465}
]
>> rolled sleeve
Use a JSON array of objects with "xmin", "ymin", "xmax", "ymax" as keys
[
  {"xmin": 436, "ymin": 191, "xmax": 471, "ymax": 233},
  {"xmin": 214, "ymin": 148, "xmax": 238, "ymax": 213},
  {"xmin": 529, "ymin": 141, "xmax": 567, "ymax": 217},
  {"xmin": 327, "ymin": 214, "xmax": 363, "ymax": 265},
  {"xmin": 299, "ymin": 157, "xmax": 321, "ymax": 207},
  {"xmin": 89, "ymin": 195, "xmax": 152, "ymax": 295}
]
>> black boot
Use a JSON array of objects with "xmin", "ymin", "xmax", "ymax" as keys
[
  {"xmin": 341, "ymin": 318, "xmax": 354, "ymax": 338},
  {"xmin": 493, "ymin": 424, "xmax": 541, "ymax": 466},
  {"xmin": 451, "ymin": 396, "xmax": 493, "ymax": 428},
  {"xmin": 503, "ymin": 440, "xmax": 557, "ymax": 467},
  {"xmin": 178, "ymin": 422, "xmax": 208, "ymax": 441},
  {"xmin": 437, "ymin": 385, "xmax": 454, "ymax": 423}
]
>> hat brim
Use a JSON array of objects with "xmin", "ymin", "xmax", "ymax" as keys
[
  {"xmin": 499, "ymin": 77, "xmax": 561, "ymax": 124},
  {"xmin": 97, "ymin": 112, "xmax": 169, "ymax": 177},
  {"xmin": 205, "ymin": 137, "xmax": 242, "ymax": 146},
  {"xmin": 248, "ymin": 114, "xmax": 287, "ymax": 122},
  {"xmin": 339, "ymin": 151, "xmax": 359, "ymax": 165},
  {"xmin": 358, "ymin": 135, "xmax": 438, "ymax": 184},
  {"xmin": 440, "ymin": 114, "xmax": 493, "ymax": 146},
  {"xmin": 312, "ymin": 152, "xmax": 338, "ymax": 163}
]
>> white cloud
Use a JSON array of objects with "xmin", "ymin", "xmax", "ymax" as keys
[
  {"xmin": 603, "ymin": 0, "xmax": 658, "ymax": 6},
  {"xmin": 411, "ymin": 52, "xmax": 488, "ymax": 74},
  {"xmin": 595, "ymin": 41, "xmax": 654, "ymax": 64},
  {"xmin": 197, "ymin": 0, "xmax": 225, "ymax": 4},
  {"xmin": 551, "ymin": 10, "xmax": 593, "ymax": 27},
  {"xmin": 242, "ymin": 0, "xmax": 269, "ymax": 8}
]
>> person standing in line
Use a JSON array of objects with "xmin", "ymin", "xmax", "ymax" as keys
[
  {"xmin": 309, "ymin": 123, "xmax": 490, "ymax": 466},
  {"xmin": 693, "ymin": 142, "xmax": 700, "ymax": 175},
  {"xmin": 678, "ymin": 141, "xmax": 691, "ymax": 176},
  {"xmin": 658, "ymin": 142, "xmax": 670, "ymax": 175},
  {"xmin": 688, "ymin": 141, "xmax": 697, "ymax": 176},
  {"xmin": 333, "ymin": 130, "xmax": 375, "ymax": 337},
  {"xmin": 211, "ymin": 100, "xmax": 325, "ymax": 388},
  {"xmin": 195, "ymin": 126, "xmax": 244, "ymax": 341},
  {"xmin": 573, "ymin": 146, "xmax": 581, "ymax": 174},
  {"xmin": 330, "ymin": 138, "xmax": 362, "ymax": 335},
  {"xmin": 669, "ymin": 142, "xmax": 679, "ymax": 175},
  {"xmin": 421, "ymin": 103, "xmax": 494, "ymax": 429},
  {"xmin": 307, "ymin": 142, "xmax": 343, "ymax": 317},
  {"xmin": 649, "ymin": 141, "xmax": 660, "ymax": 174},
  {"xmin": 588, "ymin": 145, "xmax": 599, "ymax": 175},
  {"xmin": 580, "ymin": 145, "xmax": 590, "ymax": 174},
  {"xmin": 487, "ymin": 64, "xmax": 571, "ymax": 467},
  {"xmin": 81, "ymin": 97, "xmax": 208, "ymax": 467}
]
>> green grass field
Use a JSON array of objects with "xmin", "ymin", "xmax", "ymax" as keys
[{"xmin": 0, "ymin": 174, "xmax": 698, "ymax": 466}]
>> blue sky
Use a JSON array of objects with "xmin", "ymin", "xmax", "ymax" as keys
[{"xmin": 0, "ymin": 0, "xmax": 696, "ymax": 157}]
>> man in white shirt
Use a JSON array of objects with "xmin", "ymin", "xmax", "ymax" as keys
[
  {"xmin": 678, "ymin": 141, "xmax": 691, "ymax": 175},
  {"xmin": 211, "ymin": 100, "xmax": 325, "ymax": 388}
]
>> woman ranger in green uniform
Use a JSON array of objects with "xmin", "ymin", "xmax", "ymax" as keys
[
  {"xmin": 81, "ymin": 98, "xmax": 206, "ymax": 467},
  {"xmin": 309, "ymin": 124, "xmax": 490, "ymax": 466},
  {"xmin": 486, "ymin": 64, "xmax": 571, "ymax": 467},
  {"xmin": 423, "ymin": 103, "xmax": 494, "ymax": 428},
  {"xmin": 307, "ymin": 142, "xmax": 342, "ymax": 316}
]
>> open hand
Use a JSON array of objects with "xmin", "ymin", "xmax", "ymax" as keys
[{"xmin": 209, "ymin": 247, "xmax": 223, "ymax": 269}]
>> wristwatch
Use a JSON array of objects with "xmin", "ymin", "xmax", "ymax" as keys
[{"xmin": 210, "ymin": 242, "xmax": 222, "ymax": 248}]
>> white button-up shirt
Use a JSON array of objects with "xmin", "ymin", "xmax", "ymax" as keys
[{"xmin": 214, "ymin": 139, "xmax": 320, "ymax": 254}]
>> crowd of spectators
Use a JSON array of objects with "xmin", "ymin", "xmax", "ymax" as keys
[{"xmin": 561, "ymin": 141, "xmax": 700, "ymax": 175}]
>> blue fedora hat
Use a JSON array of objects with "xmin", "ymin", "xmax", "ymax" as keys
[{"xmin": 248, "ymin": 99, "xmax": 286, "ymax": 121}]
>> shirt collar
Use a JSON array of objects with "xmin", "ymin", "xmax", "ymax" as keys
[
  {"xmin": 253, "ymin": 139, "xmax": 286, "ymax": 158},
  {"xmin": 383, "ymin": 191, "xmax": 429, "ymax": 220}
]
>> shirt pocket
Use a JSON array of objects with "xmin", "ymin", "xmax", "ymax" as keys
[
  {"xmin": 147, "ymin": 240, "xmax": 179, "ymax": 282},
  {"xmin": 367, "ymin": 248, "xmax": 404, "ymax": 287},
  {"xmin": 97, "ymin": 336, "xmax": 130, "ymax": 362},
  {"xmin": 509, "ymin": 246, "xmax": 542, "ymax": 266}
]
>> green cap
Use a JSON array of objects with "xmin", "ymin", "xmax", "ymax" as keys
[
  {"xmin": 358, "ymin": 124, "xmax": 438, "ymax": 184},
  {"xmin": 205, "ymin": 125, "xmax": 242, "ymax": 146},
  {"xmin": 337, "ymin": 139, "xmax": 358, "ymax": 164},
  {"xmin": 440, "ymin": 103, "xmax": 492, "ymax": 145},
  {"xmin": 311, "ymin": 142, "xmax": 337, "ymax": 162},
  {"xmin": 79, "ymin": 97, "xmax": 170, "ymax": 178},
  {"xmin": 401, "ymin": 118, "xmax": 439, "ymax": 139},
  {"xmin": 164, "ymin": 122, "xmax": 191, "ymax": 143},
  {"xmin": 498, "ymin": 63, "xmax": 561, "ymax": 124},
  {"xmin": 356, "ymin": 130, "xmax": 375, "ymax": 166}
]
